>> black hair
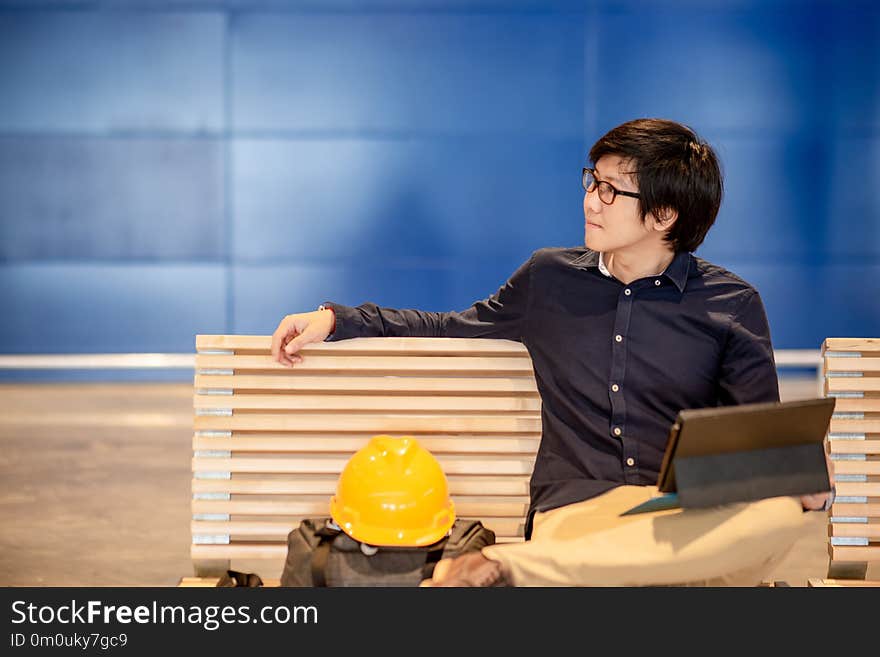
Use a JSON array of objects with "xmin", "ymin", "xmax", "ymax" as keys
[{"xmin": 588, "ymin": 118, "xmax": 723, "ymax": 253}]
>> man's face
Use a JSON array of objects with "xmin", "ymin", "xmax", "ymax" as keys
[{"xmin": 583, "ymin": 154, "xmax": 664, "ymax": 253}]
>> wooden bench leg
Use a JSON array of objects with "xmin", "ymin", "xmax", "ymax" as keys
[
  {"xmin": 194, "ymin": 559, "xmax": 231, "ymax": 578},
  {"xmin": 826, "ymin": 561, "xmax": 867, "ymax": 580}
]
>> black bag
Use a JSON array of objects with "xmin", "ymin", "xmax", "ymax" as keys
[{"xmin": 280, "ymin": 518, "xmax": 495, "ymax": 587}]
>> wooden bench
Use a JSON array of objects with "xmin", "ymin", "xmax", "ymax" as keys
[
  {"xmin": 819, "ymin": 337, "xmax": 880, "ymax": 585},
  {"xmin": 190, "ymin": 335, "xmax": 541, "ymax": 578}
]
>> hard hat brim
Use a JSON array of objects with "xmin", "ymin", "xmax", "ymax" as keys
[{"xmin": 330, "ymin": 497, "xmax": 456, "ymax": 548}]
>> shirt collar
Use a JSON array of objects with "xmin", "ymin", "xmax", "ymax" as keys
[
  {"xmin": 663, "ymin": 251, "xmax": 691, "ymax": 292},
  {"xmin": 577, "ymin": 249, "xmax": 690, "ymax": 293}
]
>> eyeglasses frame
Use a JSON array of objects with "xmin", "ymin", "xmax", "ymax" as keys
[{"xmin": 582, "ymin": 167, "xmax": 641, "ymax": 205}]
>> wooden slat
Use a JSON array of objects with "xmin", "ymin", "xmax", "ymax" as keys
[
  {"xmin": 193, "ymin": 476, "xmax": 335, "ymax": 496},
  {"xmin": 192, "ymin": 475, "xmax": 531, "ymax": 497},
  {"xmin": 192, "ymin": 499, "xmax": 330, "ymax": 517},
  {"xmin": 830, "ymin": 461, "xmax": 880, "ymax": 476},
  {"xmin": 197, "ymin": 335, "xmax": 530, "ymax": 356},
  {"xmin": 828, "ymin": 440, "xmax": 880, "ymax": 455},
  {"xmin": 193, "ymin": 456, "xmax": 348, "ymax": 475},
  {"xmin": 834, "ymin": 397, "xmax": 880, "ymax": 413},
  {"xmin": 825, "ymin": 378, "xmax": 880, "ymax": 393},
  {"xmin": 192, "ymin": 544, "xmax": 287, "ymax": 560},
  {"xmin": 196, "ymin": 354, "xmax": 534, "ymax": 375},
  {"xmin": 832, "ymin": 502, "xmax": 880, "ymax": 517},
  {"xmin": 808, "ymin": 579, "xmax": 880, "ymax": 587},
  {"xmin": 194, "ymin": 414, "xmax": 542, "ymax": 434},
  {"xmin": 829, "ymin": 419, "xmax": 880, "ymax": 434},
  {"xmin": 831, "ymin": 524, "xmax": 880, "ymax": 538},
  {"xmin": 179, "ymin": 577, "xmax": 281, "ymax": 587},
  {"xmin": 192, "ymin": 455, "xmax": 536, "ymax": 476},
  {"xmin": 193, "ymin": 517, "xmax": 523, "ymax": 539},
  {"xmin": 425, "ymin": 516, "xmax": 517, "ymax": 539},
  {"xmin": 831, "ymin": 398, "xmax": 880, "ymax": 413},
  {"xmin": 194, "ymin": 393, "xmax": 541, "ymax": 413},
  {"xmin": 195, "ymin": 374, "xmax": 539, "ymax": 395},
  {"xmin": 824, "ymin": 338, "xmax": 880, "ymax": 352},
  {"xmin": 835, "ymin": 482, "xmax": 880, "ymax": 497},
  {"xmin": 192, "ymin": 537, "xmax": 527, "ymax": 563},
  {"xmin": 830, "ymin": 545, "xmax": 880, "ymax": 561},
  {"xmin": 192, "ymin": 498, "xmax": 529, "ymax": 518},
  {"xmin": 193, "ymin": 434, "xmax": 541, "ymax": 454},
  {"xmin": 178, "ymin": 577, "xmax": 224, "ymax": 587},
  {"xmin": 825, "ymin": 357, "xmax": 880, "ymax": 373},
  {"xmin": 192, "ymin": 520, "xmax": 327, "ymax": 537}
]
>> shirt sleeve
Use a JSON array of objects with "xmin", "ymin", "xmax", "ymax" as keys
[
  {"xmin": 716, "ymin": 289, "xmax": 780, "ymax": 405},
  {"xmin": 322, "ymin": 254, "xmax": 533, "ymax": 342}
]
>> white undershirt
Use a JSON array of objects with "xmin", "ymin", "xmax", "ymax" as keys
[
  {"xmin": 597, "ymin": 252, "xmax": 612, "ymax": 278},
  {"xmin": 598, "ymin": 252, "xmax": 666, "ymax": 280}
]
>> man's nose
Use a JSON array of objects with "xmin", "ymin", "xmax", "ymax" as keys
[{"xmin": 584, "ymin": 189, "xmax": 602, "ymax": 213}]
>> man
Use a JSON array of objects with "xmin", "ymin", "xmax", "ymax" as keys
[{"xmin": 271, "ymin": 118, "xmax": 831, "ymax": 586}]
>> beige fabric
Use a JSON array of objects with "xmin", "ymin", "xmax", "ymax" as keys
[{"xmin": 481, "ymin": 485, "xmax": 808, "ymax": 587}]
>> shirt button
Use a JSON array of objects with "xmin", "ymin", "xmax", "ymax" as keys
[
  {"xmin": 626, "ymin": 457, "xmax": 635, "ymax": 467},
  {"xmin": 615, "ymin": 335, "xmax": 622, "ymax": 343},
  {"xmin": 611, "ymin": 384, "xmax": 619, "ymax": 392},
  {"xmin": 654, "ymin": 279, "xmax": 661, "ymax": 286},
  {"xmin": 613, "ymin": 427, "xmax": 622, "ymax": 437},
  {"xmin": 624, "ymin": 289, "xmax": 632, "ymax": 296}
]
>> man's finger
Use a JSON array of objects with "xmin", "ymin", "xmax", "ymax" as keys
[
  {"xmin": 270, "ymin": 327, "xmax": 284, "ymax": 362},
  {"xmin": 274, "ymin": 326, "xmax": 298, "ymax": 367},
  {"xmin": 277, "ymin": 341, "xmax": 296, "ymax": 367},
  {"xmin": 283, "ymin": 333, "xmax": 311, "ymax": 359}
]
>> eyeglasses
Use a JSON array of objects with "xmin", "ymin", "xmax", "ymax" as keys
[{"xmin": 582, "ymin": 168, "xmax": 641, "ymax": 205}]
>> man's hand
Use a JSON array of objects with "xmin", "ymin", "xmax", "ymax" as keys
[
  {"xmin": 270, "ymin": 310, "xmax": 335, "ymax": 367},
  {"xmin": 800, "ymin": 444, "xmax": 834, "ymax": 511},
  {"xmin": 799, "ymin": 491, "xmax": 831, "ymax": 511},
  {"xmin": 419, "ymin": 552, "xmax": 510, "ymax": 587}
]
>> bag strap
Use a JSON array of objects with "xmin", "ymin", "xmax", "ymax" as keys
[
  {"xmin": 311, "ymin": 541, "xmax": 332, "ymax": 587},
  {"xmin": 420, "ymin": 545, "xmax": 446, "ymax": 581},
  {"xmin": 310, "ymin": 521, "xmax": 342, "ymax": 587}
]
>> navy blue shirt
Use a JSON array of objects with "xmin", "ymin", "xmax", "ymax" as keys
[{"xmin": 325, "ymin": 247, "xmax": 779, "ymax": 523}]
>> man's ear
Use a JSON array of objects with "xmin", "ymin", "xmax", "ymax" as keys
[{"xmin": 650, "ymin": 207, "xmax": 678, "ymax": 233}]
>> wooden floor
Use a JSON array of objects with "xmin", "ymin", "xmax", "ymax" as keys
[
  {"xmin": 0, "ymin": 377, "xmax": 840, "ymax": 586},
  {"xmin": 0, "ymin": 383, "xmax": 193, "ymax": 586}
]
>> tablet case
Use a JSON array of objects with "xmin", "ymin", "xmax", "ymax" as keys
[{"xmin": 656, "ymin": 397, "xmax": 834, "ymax": 509}]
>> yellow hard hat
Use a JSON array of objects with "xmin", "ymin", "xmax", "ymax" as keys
[{"xmin": 330, "ymin": 435, "xmax": 456, "ymax": 547}]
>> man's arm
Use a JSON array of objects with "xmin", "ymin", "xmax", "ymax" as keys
[
  {"xmin": 716, "ymin": 289, "xmax": 780, "ymax": 405},
  {"xmin": 271, "ymin": 254, "xmax": 534, "ymax": 365},
  {"xmin": 716, "ymin": 289, "xmax": 832, "ymax": 510},
  {"xmin": 325, "ymin": 256, "xmax": 533, "ymax": 342}
]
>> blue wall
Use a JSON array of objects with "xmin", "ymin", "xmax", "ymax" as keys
[{"xmin": 1, "ymin": 1, "xmax": 878, "ymax": 379}]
